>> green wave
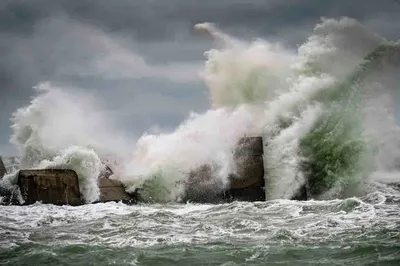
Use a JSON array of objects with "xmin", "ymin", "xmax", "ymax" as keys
[{"xmin": 299, "ymin": 44, "xmax": 399, "ymax": 198}]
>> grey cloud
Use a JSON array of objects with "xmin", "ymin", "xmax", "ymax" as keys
[
  {"xmin": 3, "ymin": 0, "xmax": 398, "ymax": 42},
  {"xmin": 1, "ymin": 0, "xmax": 400, "ymax": 155}
]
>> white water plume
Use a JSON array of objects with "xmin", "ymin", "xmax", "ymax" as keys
[
  {"xmin": 4, "ymin": 17, "xmax": 400, "ymax": 203},
  {"xmin": 118, "ymin": 106, "xmax": 260, "ymax": 202},
  {"xmin": 8, "ymin": 83, "xmax": 133, "ymax": 202}
]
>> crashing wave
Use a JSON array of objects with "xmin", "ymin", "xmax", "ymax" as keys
[{"xmin": 3, "ymin": 17, "xmax": 400, "ymax": 203}]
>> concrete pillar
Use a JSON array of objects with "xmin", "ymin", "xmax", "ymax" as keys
[
  {"xmin": 183, "ymin": 136, "xmax": 266, "ymax": 203},
  {"xmin": 226, "ymin": 136, "xmax": 265, "ymax": 201}
]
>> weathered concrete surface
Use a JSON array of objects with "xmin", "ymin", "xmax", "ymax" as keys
[
  {"xmin": 229, "ymin": 156, "xmax": 264, "ymax": 189},
  {"xmin": 230, "ymin": 136, "xmax": 265, "ymax": 190},
  {"xmin": 183, "ymin": 165, "xmax": 227, "ymax": 203},
  {"xmin": 0, "ymin": 156, "xmax": 6, "ymax": 179},
  {"xmin": 226, "ymin": 137, "xmax": 265, "ymax": 202},
  {"xmin": 235, "ymin": 137, "xmax": 264, "ymax": 156},
  {"xmin": 18, "ymin": 169, "xmax": 82, "ymax": 205},
  {"xmin": 182, "ymin": 137, "xmax": 265, "ymax": 203},
  {"xmin": 16, "ymin": 169, "xmax": 135, "ymax": 205},
  {"xmin": 97, "ymin": 177, "xmax": 134, "ymax": 203}
]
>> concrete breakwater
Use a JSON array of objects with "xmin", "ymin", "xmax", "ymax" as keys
[
  {"xmin": 0, "ymin": 168, "xmax": 135, "ymax": 206},
  {"xmin": 0, "ymin": 137, "xmax": 267, "ymax": 205}
]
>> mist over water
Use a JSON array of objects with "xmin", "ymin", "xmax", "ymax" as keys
[{"xmin": 2, "ymin": 17, "xmax": 400, "ymax": 203}]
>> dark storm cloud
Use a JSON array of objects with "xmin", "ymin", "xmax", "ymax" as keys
[
  {"xmin": 1, "ymin": 0, "xmax": 400, "ymax": 154},
  {"xmin": 3, "ymin": 0, "xmax": 399, "ymax": 40}
]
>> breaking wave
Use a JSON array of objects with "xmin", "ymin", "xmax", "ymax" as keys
[{"xmin": 3, "ymin": 17, "xmax": 400, "ymax": 203}]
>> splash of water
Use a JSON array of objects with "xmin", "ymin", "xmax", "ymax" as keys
[
  {"xmin": 4, "ymin": 17, "xmax": 400, "ymax": 203},
  {"xmin": 7, "ymin": 83, "xmax": 132, "ymax": 202}
]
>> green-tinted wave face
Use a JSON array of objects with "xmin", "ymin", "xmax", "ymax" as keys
[
  {"xmin": 299, "ymin": 105, "xmax": 370, "ymax": 197},
  {"xmin": 298, "ymin": 45, "xmax": 398, "ymax": 198}
]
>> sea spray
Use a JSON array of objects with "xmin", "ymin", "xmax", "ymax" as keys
[
  {"xmin": 119, "ymin": 106, "xmax": 259, "ymax": 202},
  {"xmin": 8, "ymin": 83, "xmax": 133, "ymax": 202},
  {"xmin": 264, "ymin": 105, "xmax": 322, "ymax": 200},
  {"xmin": 118, "ymin": 17, "xmax": 386, "ymax": 201},
  {"xmin": 203, "ymin": 38, "xmax": 295, "ymax": 108},
  {"xmin": 297, "ymin": 44, "xmax": 400, "ymax": 199},
  {"xmin": 38, "ymin": 146, "xmax": 102, "ymax": 203},
  {"xmin": 0, "ymin": 170, "xmax": 24, "ymax": 205},
  {"xmin": 4, "ymin": 17, "xmax": 400, "ymax": 203}
]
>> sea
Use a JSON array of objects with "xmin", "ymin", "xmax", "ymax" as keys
[{"xmin": 1, "ymin": 17, "xmax": 400, "ymax": 265}]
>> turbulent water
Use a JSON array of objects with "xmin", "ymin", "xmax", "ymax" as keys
[
  {"xmin": 1, "ymin": 193, "xmax": 400, "ymax": 265},
  {"xmin": 1, "ymin": 17, "xmax": 400, "ymax": 265}
]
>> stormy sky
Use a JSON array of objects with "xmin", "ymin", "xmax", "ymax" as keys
[{"xmin": 0, "ymin": 0, "xmax": 400, "ymax": 155}]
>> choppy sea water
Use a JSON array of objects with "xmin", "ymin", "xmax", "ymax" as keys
[{"xmin": 1, "ymin": 191, "xmax": 399, "ymax": 266}]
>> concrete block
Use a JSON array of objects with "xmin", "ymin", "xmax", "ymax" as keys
[
  {"xmin": 234, "ymin": 136, "xmax": 264, "ymax": 156},
  {"xmin": 18, "ymin": 169, "xmax": 82, "ymax": 206},
  {"xmin": 97, "ymin": 177, "xmax": 133, "ymax": 203},
  {"xmin": 230, "ymin": 155, "xmax": 264, "ymax": 189}
]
